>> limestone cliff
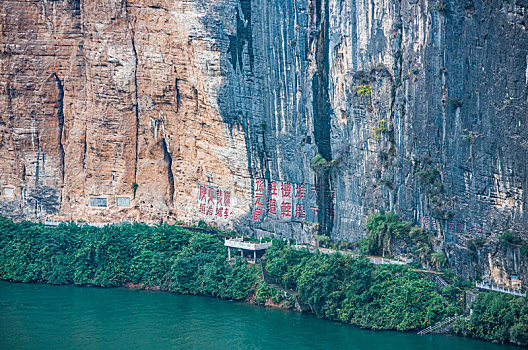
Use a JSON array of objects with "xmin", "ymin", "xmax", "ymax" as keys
[{"xmin": 1, "ymin": 0, "xmax": 527, "ymax": 286}]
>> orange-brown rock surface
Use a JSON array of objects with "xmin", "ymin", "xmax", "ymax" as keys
[
  {"xmin": 1, "ymin": 0, "xmax": 528, "ymax": 286},
  {"xmin": 0, "ymin": 0, "xmax": 251, "ymax": 225}
]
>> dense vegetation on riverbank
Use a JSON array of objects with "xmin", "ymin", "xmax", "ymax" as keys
[
  {"xmin": 0, "ymin": 218, "xmax": 527, "ymax": 345},
  {"xmin": 265, "ymin": 240, "xmax": 459, "ymax": 331},
  {"xmin": 0, "ymin": 218, "xmax": 256, "ymax": 300},
  {"xmin": 454, "ymin": 292, "xmax": 528, "ymax": 345}
]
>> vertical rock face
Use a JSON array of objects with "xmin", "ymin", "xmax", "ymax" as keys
[
  {"xmin": 0, "ymin": 0, "xmax": 527, "ymax": 285},
  {"xmin": 324, "ymin": 0, "xmax": 528, "ymax": 286},
  {"xmin": 0, "ymin": 0, "xmax": 253, "ymax": 224}
]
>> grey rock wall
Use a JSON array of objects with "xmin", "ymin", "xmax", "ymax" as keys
[
  {"xmin": 0, "ymin": 0, "xmax": 527, "ymax": 286},
  {"xmin": 208, "ymin": 0, "xmax": 528, "ymax": 237},
  {"xmin": 206, "ymin": 0, "xmax": 528, "ymax": 284}
]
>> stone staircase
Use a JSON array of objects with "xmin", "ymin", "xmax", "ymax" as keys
[
  {"xmin": 259, "ymin": 259, "xmax": 311, "ymax": 312},
  {"xmin": 431, "ymin": 274, "xmax": 449, "ymax": 289},
  {"xmin": 259, "ymin": 259, "xmax": 295, "ymax": 295},
  {"xmin": 418, "ymin": 315, "xmax": 461, "ymax": 335}
]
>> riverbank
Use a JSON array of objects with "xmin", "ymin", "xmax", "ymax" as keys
[{"xmin": 0, "ymin": 218, "xmax": 526, "ymax": 346}]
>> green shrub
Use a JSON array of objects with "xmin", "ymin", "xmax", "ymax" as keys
[
  {"xmin": 0, "ymin": 218, "xmax": 256, "ymax": 301},
  {"xmin": 510, "ymin": 323, "xmax": 528, "ymax": 345},
  {"xmin": 415, "ymin": 165, "xmax": 441, "ymax": 187},
  {"xmin": 361, "ymin": 212, "xmax": 412, "ymax": 255},
  {"xmin": 430, "ymin": 251, "xmax": 447, "ymax": 269},
  {"xmin": 371, "ymin": 120, "xmax": 392, "ymax": 142},
  {"xmin": 498, "ymin": 230, "xmax": 522, "ymax": 247},
  {"xmin": 314, "ymin": 234, "xmax": 330, "ymax": 248},
  {"xmin": 353, "ymin": 84, "xmax": 372, "ymax": 97},
  {"xmin": 255, "ymin": 282, "xmax": 279, "ymax": 303},
  {"xmin": 131, "ymin": 182, "xmax": 139, "ymax": 198},
  {"xmin": 264, "ymin": 243, "xmax": 455, "ymax": 331},
  {"xmin": 457, "ymin": 292, "xmax": 528, "ymax": 345},
  {"xmin": 3, "ymin": 217, "xmax": 525, "ymax": 345},
  {"xmin": 310, "ymin": 154, "xmax": 327, "ymax": 168},
  {"xmin": 310, "ymin": 154, "xmax": 337, "ymax": 171}
]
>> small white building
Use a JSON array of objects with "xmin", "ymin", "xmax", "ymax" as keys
[{"xmin": 224, "ymin": 237, "xmax": 272, "ymax": 263}]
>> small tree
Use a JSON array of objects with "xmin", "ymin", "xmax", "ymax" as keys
[
  {"xmin": 132, "ymin": 182, "xmax": 139, "ymax": 198},
  {"xmin": 314, "ymin": 234, "xmax": 330, "ymax": 248}
]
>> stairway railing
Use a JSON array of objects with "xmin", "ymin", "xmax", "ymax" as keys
[
  {"xmin": 418, "ymin": 315, "xmax": 460, "ymax": 335},
  {"xmin": 475, "ymin": 282, "xmax": 526, "ymax": 297}
]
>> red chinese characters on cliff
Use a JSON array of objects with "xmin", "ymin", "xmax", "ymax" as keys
[
  {"xmin": 252, "ymin": 178, "xmax": 334, "ymax": 223},
  {"xmin": 416, "ymin": 210, "xmax": 485, "ymax": 236},
  {"xmin": 254, "ymin": 178, "xmax": 266, "ymax": 221},
  {"xmin": 281, "ymin": 202, "xmax": 292, "ymax": 218},
  {"xmin": 197, "ymin": 184, "xmax": 231, "ymax": 220}
]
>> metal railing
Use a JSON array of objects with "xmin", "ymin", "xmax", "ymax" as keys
[
  {"xmin": 418, "ymin": 315, "xmax": 460, "ymax": 335},
  {"xmin": 292, "ymin": 245, "xmax": 407, "ymax": 266},
  {"xmin": 368, "ymin": 256, "xmax": 406, "ymax": 266},
  {"xmin": 475, "ymin": 282, "xmax": 526, "ymax": 297},
  {"xmin": 225, "ymin": 238, "xmax": 272, "ymax": 251},
  {"xmin": 432, "ymin": 275, "xmax": 449, "ymax": 289},
  {"xmin": 44, "ymin": 220, "xmax": 131, "ymax": 227}
]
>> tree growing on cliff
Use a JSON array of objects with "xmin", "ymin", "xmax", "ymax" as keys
[{"xmin": 131, "ymin": 182, "xmax": 139, "ymax": 198}]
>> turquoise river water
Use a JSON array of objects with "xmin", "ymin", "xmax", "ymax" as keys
[{"xmin": 0, "ymin": 281, "xmax": 519, "ymax": 350}]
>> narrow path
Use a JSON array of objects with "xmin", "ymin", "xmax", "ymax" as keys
[
  {"xmin": 293, "ymin": 244, "xmax": 445, "ymax": 275},
  {"xmin": 259, "ymin": 258, "xmax": 298, "ymax": 296},
  {"xmin": 294, "ymin": 245, "xmax": 406, "ymax": 266}
]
